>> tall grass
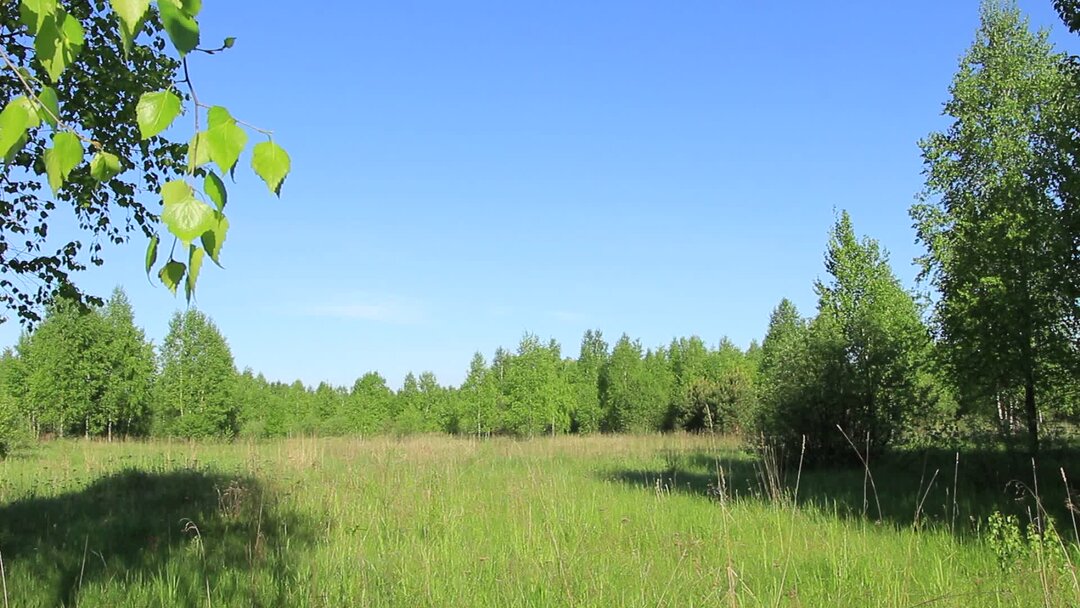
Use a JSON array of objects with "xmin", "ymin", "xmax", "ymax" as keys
[{"xmin": 0, "ymin": 434, "xmax": 1076, "ymax": 606}]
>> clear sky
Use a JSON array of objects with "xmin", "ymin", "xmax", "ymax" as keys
[{"xmin": 1, "ymin": 1, "xmax": 1076, "ymax": 389}]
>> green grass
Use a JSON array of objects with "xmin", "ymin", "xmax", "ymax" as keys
[{"xmin": 0, "ymin": 434, "xmax": 1077, "ymax": 606}]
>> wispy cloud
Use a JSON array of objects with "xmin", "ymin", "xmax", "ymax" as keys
[
  {"xmin": 549, "ymin": 310, "xmax": 586, "ymax": 323},
  {"xmin": 304, "ymin": 295, "xmax": 426, "ymax": 324}
]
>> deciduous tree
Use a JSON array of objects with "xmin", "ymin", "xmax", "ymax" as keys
[
  {"xmin": 0, "ymin": 1, "xmax": 291, "ymax": 322},
  {"xmin": 156, "ymin": 307, "xmax": 237, "ymax": 437},
  {"xmin": 913, "ymin": 0, "xmax": 1078, "ymax": 453}
]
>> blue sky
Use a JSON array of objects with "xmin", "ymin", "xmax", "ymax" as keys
[{"xmin": 2, "ymin": 1, "xmax": 1076, "ymax": 389}]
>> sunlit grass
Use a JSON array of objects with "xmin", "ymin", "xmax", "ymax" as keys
[{"xmin": 0, "ymin": 434, "xmax": 1077, "ymax": 606}]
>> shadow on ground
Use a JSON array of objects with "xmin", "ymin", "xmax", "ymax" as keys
[
  {"xmin": 604, "ymin": 443, "xmax": 1080, "ymax": 540},
  {"xmin": 0, "ymin": 468, "xmax": 313, "ymax": 606}
]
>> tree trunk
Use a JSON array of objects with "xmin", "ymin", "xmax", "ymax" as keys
[{"xmin": 1024, "ymin": 371, "xmax": 1039, "ymax": 457}]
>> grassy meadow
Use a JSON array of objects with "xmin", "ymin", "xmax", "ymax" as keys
[{"xmin": 0, "ymin": 434, "xmax": 1078, "ymax": 607}]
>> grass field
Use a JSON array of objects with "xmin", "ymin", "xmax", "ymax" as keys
[{"xmin": 0, "ymin": 435, "xmax": 1077, "ymax": 607}]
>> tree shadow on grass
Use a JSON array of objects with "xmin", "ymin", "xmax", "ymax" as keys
[
  {"xmin": 0, "ymin": 468, "xmax": 314, "ymax": 606},
  {"xmin": 603, "ymin": 443, "xmax": 1080, "ymax": 543}
]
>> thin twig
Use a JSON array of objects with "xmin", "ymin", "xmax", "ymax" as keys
[
  {"xmin": 181, "ymin": 57, "xmax": 200, "ymax": 132},
  {"xmin": 192, "ymin": 101, "xmax": 274, "ymax": 136}
]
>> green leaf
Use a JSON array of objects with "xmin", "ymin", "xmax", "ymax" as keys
[
  {"xmin": 204, "ymin": 170, "xmax": 226, "ymax": 211},
  {"xmin": 160, "ymin": 179, "xmax": 214, "ymax": 244},
  {"xmin": 0, "ymin": 97, "xmax": 34, "ymax": 160},
  {"xmin": 180, "ymin": 0, "xmax": 201, "ymax": 16},
  {"xmin": 109, "ymin": 0, "xmax": 149, "ymax": 34},
  {"xmin": 200, "ymin": 212, "xmax": 228, "ymax": 267},
  {"xmin": 36, "ymin": 87, "xmax": 60, "ymax": 127},
  {"xmin": 136, "ymin": 90, "xmax": 181, "ymax": 139},
  {"xmin": 35, "ymin": 7, "xmax": 85, "ymax": 82},
  {"xmin": 158, "ymin": 260, "xmax": 185, "ymax": 294},
  {"xmin": 43, "ymin": 131, "xmax": 82, "ymax": 194},
  {"xmin": 157, "ymin": 0, "xmax": 199, "ymax": 55},
  {"xmin": 185, "ymin": 244, "xmax": 204, "ymax": 301},
  {"xmin": 206, "ymin": 111, "xmax": 246, "ymax": 175},
  {"xmin": 109, "ymin": 0, "xmax": 150, "ymax": 54},
  {"xmin": 161, "ymin": 178, "xmax": 193, "ymax": 204},
  {"xmin": 223, "ymin": 36, "xmax": 235, "ymax": 49},
  {"xmin": 251, "ymin": 140, "xmax": 290, "ymax": 196},
  {"xmin": 206, "ymin": 105, "xmax": 232, "ymax": 129},
  {"xmin": 4, "ymin": 134, "xmax": 27, "ymax": 163},
  {"xmin": 19, "ymin": 0, "xmax": 56, "ymax": 35},
  {"xmin": 145, "ymin": 234, "xmax": 159, "ymax": 277},
  {"xmin": 90, "ymin": 151, "xmax": 122, "ymax": 182},
  {"xmin": 187, "ymin": 131, "xmax": 210, "ymax": 172}
]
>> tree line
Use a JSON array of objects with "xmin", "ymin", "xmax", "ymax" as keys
[
  {"xmin": 0, "ymin": 284, "xmax": 761, "ymax": 444},
  {"xmin": 0, "ymin": 204, "xmax": 1074, "ymax": 464},
  {"xmin": 1, "ymin": 1, "xmax": 1079, "ymax": 463}
]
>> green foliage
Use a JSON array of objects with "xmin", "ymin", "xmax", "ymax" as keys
[
  {"xmin": 134, "ymin": 89, "xmax": 180, "ymax": 138},
  {"xmin": 0, "ymin": 348, "xmax": 28, "ymax": 456},
  {"xmin": 156, "ymin": 308, "xmax": 237, "ymax": 437},
  {"xmin": 0, "ymin": 391, "xmax": 26, "ymax": 457},
  {"xmin": 498, "ymin": 334, "xmax": 573, "ymax": 436},
  {"xmin": 347, "ymin": 371, "xmax": 395, "ymax": 435},
  {"xmin": 205, "ymin": 105, "xmax": 246, "ymax": 174},
  {"xmin": 1055, "ymin": 0, "xmax": 1080, "ymax": 33},
  {"xmin": 109, "ymin": 0, "xmax": 150, "ymax": 52},
  {"xmin": 913, "ymin": 0, "xmax": 1080, "ymax": 454},
  {"xmin": 0, "ymin": 0, "xmax": 292, "ymax": 321},
  {"xmin": 457, "ymin": 352, "xmax": 499, "ymax": 436},
  {"xmin": 18, "ymin": 296, "xmax": 110, "ymax": 436},
  {"xmin": 251, "ymin": 140, "xmax": 290, "ymax": 195},
  {"xmin": 43, "ymin": 130, "xmax": 82, "ymax": 193},
  {"xmin": 89, "ymin": 150, "xmax": 122, "ymax": 181},
  {"xmin": 757, "ymin": 213, "xmax": 932, "ymax": 464},
  {"xmin": 97, "ymin": 288, "xmax": 155, "ymax": 438},
  {"xmin": 394, "ymin": 372, "xmax": 425, "ymax": 434},
  {"xmin": 156, "ymin": 0, "xmax": 198, "ymax": 55},
  {"xmin": 986, "ymin": 510, "xmax": 1074, "ymax": 578},
  {"xmin": 601, "ymin": 335, "xmax": 668, "ymax": 432},
  {"xmin": 9, "ymin": 288, "xmax": 153, "ymax": 438},
  {"xmin": 569, "ymin": 330, "xmax": 607, "ymax": 434}
]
